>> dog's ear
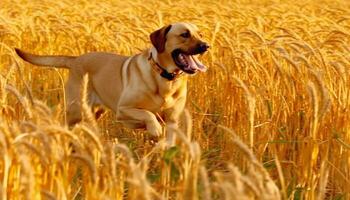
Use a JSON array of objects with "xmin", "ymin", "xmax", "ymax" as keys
[{"xmin": 150, "ymin": 25, "xmax": 172, "ymax": 53}]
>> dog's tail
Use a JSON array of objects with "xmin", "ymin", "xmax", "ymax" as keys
[{"xmin": 15, "ymin": 48, "xmax": 76, "ymax": 69}]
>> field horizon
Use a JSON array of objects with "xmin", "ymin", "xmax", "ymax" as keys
[{"xmin": 1, "ymin": 0, "xmax": 349, "ymax": 199}]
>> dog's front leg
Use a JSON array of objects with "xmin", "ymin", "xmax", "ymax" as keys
[
  {"xmin": 117, "ymin": 107, "xmax": 163, "ymax": 137},
  {"xmin": 163, "ymin": 97, "xmax": 186, "ymax": 146},
  {"xmin": 164, "ymin": 120, "xmax": 179, "ymax": 146}
]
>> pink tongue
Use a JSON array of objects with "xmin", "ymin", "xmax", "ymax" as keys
[{"xmin": 185, "ymin": 55, "xmax": 207, "ymax": 72}]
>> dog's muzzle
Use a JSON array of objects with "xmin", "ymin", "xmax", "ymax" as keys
[{"xmin": 171, "ymin": 42, "xmax": 209, "ymax": 74}]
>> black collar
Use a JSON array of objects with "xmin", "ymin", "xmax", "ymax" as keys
[{"xmin": 148, "ymin": 52, "xmax": 183, "ymax": 81}]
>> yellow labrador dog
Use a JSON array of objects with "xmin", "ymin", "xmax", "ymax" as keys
[{"xmin": 15, "ymin": 22, "xmax": 209, "ymax": 144}]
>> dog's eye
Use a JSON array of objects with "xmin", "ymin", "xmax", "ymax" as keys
[{"xmin": 180, "ymin": 31, "xmax": 191, "ymax": 38}]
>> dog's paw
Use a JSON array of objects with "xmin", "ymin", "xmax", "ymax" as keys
[{"xmin": 147, "ymin": 122, "xmax": 163, "ymax": 138}]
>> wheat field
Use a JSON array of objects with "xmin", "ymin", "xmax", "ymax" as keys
[{"xmin": 0, "ymin": 0, "xmax": 349, "ymax": 199}]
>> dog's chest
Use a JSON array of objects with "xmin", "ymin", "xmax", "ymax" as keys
[
  {"xmin": 147, "ymin": 90, "xmax": 178, "ymax": 112},
  {"xmin": 138, "ymin": 83, "xmax": 183, "ymax": 112},
  {"xmin": 155, "ymin": 92, "xmax": 176, "ymax": 109}
]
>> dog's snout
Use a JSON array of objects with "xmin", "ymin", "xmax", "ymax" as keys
[{"xmin": 198, "ymin": 42, "xmax": 209, "ymax": 53}]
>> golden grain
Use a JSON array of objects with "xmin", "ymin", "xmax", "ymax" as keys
[{"xmin": 1, "ymin": 0, "xmax": 350, "ymax": 199}]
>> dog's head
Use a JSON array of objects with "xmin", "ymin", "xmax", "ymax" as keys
[{"xmin": 150, "ymin": 22, "xmax": 209, "ymax": 74}]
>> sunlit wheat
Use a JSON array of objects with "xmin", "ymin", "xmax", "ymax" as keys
[{"xmin": 1, "ymin": 0, "xmax": 349, "ymax": 199}]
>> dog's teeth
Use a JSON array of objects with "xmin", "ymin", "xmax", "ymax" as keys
[
  {"xmin": 179, "ymin": 55, "xmax": 184, "ymax": 62},
  {"xmin": 178, "ymin": 54, "xmax": 188, "ymax": 65}
]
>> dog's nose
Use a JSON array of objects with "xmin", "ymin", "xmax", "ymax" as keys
[{"xmin": 198, "ymin": 43, "xmax": 210, "ymax": 52}]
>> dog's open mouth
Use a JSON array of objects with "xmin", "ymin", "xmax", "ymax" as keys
[{"xmin": 171, "ymin": 49, "xmax": 207, "ymax": 74}]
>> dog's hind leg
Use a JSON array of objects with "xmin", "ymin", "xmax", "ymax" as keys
[
  {"xmin": 65, "ymin": 72, "xmax": 83, "ymax": 127},
  {"xmin": 89, "ymin": 91, "xmax": 105, "ymax": 120}
]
